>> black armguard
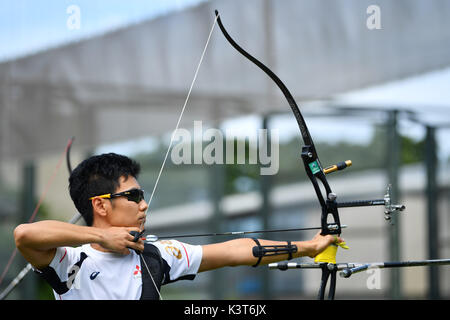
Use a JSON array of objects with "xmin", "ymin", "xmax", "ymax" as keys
[{"xmin": 251, "ymin": 238, "xmax": 298, "ymax": 267}]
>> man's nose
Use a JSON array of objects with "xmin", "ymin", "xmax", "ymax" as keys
[{"xmin": 140, "ymin": 199, "xmax": 148, "ymax": 211}]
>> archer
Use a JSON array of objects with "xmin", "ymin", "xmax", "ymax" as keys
[{"xmin": 14, "ymin": 152, "xmax": 341, "ymax": 300}]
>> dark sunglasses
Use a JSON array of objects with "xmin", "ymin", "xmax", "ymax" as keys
[{"xmin": 89, "ymin": 188, "xmax": 145, "ymax": 204}]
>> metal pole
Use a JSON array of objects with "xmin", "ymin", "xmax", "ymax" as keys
[
  {"xmin": 260, "ymin": 115, "xmax": 274, "ymax": 299},
  {"xmin": 386, "ymin": 110, "xmax": 401, "ymax": 299},
  {"xmin": 208, "ymin": 126, "xmax": 226, "ymax": 299},
  {"xmin": 261, "ymin": 0, "xmax": 275, "ymax": 299},
  {"xmin": 20, "ymin": 162, "xmax": 37, "ymax": 299},
  {"xmin": 425, "ymin": 126, "xmax": 440, "ymax": 299}
]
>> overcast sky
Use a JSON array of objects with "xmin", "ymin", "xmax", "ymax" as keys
[{"xmin": 0, "ymin": 0, "xmax": 206, "ymax": 62}]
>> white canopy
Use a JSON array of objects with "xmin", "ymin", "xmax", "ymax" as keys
[{"xmin": 1, "ymin": 0, "xmax": 450, "ymax": 160}]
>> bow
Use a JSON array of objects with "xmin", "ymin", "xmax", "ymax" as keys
[
  {"xmin": 213, "ymin": 10, "xmax": 408, "ymax": 299},
  {"xmin": 214, "ymin": 11, "xmax": 341, "ymax": 237}
]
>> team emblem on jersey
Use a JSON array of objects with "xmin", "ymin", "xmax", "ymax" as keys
[{"xmin": 133, "ymin": 265, "xmax": 142, "ymax": 279}]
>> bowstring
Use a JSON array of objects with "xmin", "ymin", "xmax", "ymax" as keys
[
  {"xmin": 139, "ymin": 13, "xmax": 219, "ymax": 300},
  {"xmin": 139, "ymin": 251, "xmax": 163, "ymax": 300},
  {"xmin": 144, "ymin": 14, "xmax": 219, "ymax": 218}
]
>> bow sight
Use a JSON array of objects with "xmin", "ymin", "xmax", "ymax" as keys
[{"xmin": 336, "ymin": 184, "xmax": 406, "ymax": 222}]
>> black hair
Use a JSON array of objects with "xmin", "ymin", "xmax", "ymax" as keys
[{"xmin": 69, "ymin": 153, "xmax": 141, "ymax": 226}]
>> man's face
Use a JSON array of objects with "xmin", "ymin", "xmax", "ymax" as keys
[{"xmin": 106, "ymin": 175, "xmax": 148, "ymax": 229}]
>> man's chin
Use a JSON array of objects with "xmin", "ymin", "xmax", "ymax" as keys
[{"xmin": 137, "ymin": 219, "xmax": 146, "ymax": 229}]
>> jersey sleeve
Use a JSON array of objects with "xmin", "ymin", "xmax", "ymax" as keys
[
  {"xmin": 152, "ymin": 240, "xmax": 202, "ymax": 284},
  {"xmin": 33, "ymin": 246, "xmax": 85, "ymax": 295}
]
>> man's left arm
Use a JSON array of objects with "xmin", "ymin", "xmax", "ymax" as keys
[{"xmin": 198, "ymin": 233, "xmax": 340, "ymax": 272}]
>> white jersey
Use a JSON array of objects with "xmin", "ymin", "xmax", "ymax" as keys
[{"xmin": 34, "ymin": 240, "xmax": 202, "ymax": 300}]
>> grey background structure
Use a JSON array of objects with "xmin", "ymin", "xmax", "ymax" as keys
[{"xmin": 1, "ymin": 0, "xmax": 450, "ymax": 160}]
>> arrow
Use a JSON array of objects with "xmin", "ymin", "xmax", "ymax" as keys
[{"xmin": 145, "ymin": 225, "xmax": 348, "ymax": 242}]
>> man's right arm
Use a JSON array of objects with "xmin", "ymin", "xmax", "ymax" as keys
[{"xmin": 14, "ymin": 221, "xmax": 142, "ymax": 269}]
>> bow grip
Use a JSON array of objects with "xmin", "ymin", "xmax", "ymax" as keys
[
  {"xmin": 128, "ymin": 230, "xmax": 145, "ymax": 254},
  {"xmin": 130, "ymin": 230, "xmax": 145, "ymax": 242}
]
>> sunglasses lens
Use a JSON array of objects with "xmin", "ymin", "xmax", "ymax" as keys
[{"xmin": 127, "ymin": 189, "xmax": 144, "ymax": 203}]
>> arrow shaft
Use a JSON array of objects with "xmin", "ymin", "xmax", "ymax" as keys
[{"xmin": 146, "ymin": 225, "xmax": 347, "ymax": 241}]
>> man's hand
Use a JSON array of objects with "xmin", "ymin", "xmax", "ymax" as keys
[
  {"xmin": 98, "ymin": 227, "xmax": 144, "ymax": 254},
  {"xmin": 303, "ymin": 232, "xmax": 344, "ymax": 258},
  {"xmin": 14, "ymin": 221, "xmax": 146, "ymax": 270}
]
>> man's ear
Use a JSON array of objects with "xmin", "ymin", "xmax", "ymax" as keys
[{"xmin": 91, "ymin": 198, "xmax": 109, "ymax": 218}]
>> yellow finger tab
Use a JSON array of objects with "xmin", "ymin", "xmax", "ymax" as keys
[
  {"xmin": 336, "ymin": 240, "xmax": 349, "ymax": 250},
  {"xmin": 314, "ymin": 245, "xmax": 338, "ymax": 264},
  {"xmin": 314, "ymin": 238, "xmax": 349, "ymax": 264}
]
